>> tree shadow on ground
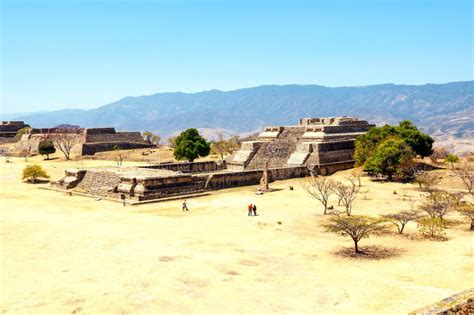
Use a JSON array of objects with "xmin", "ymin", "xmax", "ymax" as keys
[{"xmin": 334, "ymin": 245, "xmax": 405, "ymax": 260}]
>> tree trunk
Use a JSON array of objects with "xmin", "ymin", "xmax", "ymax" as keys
[
  {"xmin": 354, "ymin": 240, "xmax": 359, "ymax": 253},
  {"xmin": 470, "ymin": 219, "xmax": 474, "ymax": 230},
  {"xmin": 323, "ymin": 205, "xmax": 327, "ymax": 215}
]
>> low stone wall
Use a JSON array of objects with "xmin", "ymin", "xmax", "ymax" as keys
[
  {"xmin": 81, "ymin": 142, "xmax": 149, "ymax": 155},
  {"xmin": 85, "ymin": 131, "xmax": 145, "ymax": 143},
  {"xmin": 410, "ymin": 288, "xmax": 474, "ymax": 315},
  {"xmin": 142, "ymin": 161, "xmax": 227, "ymax": 173},
  {"xmin": 205, "ymin": 166, "xmax": 310, "ymax": 190}
]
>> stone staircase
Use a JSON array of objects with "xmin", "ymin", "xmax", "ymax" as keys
[{"xmin": 74, "ymin": 170, "xmax": 121, "ymax": 196}]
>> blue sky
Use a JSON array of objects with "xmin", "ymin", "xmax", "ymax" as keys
[{"xmin": 1, "ymin": 0, "xmax": 472, "ymax": 113}]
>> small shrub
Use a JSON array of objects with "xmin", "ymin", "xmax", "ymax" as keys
[
  {"xmin": 22, "ymin": 164, "xmax": 50, "ymax": 183},
  {"xmin": 417, "ymin": 217, "xmax": 446, "ymax": 240}
]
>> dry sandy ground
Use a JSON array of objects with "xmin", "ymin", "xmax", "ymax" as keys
[{"xmin": 1, "ymin": 155, "xmax": 473, "ymax": 314}]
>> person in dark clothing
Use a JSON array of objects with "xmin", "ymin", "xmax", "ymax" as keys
[
  {"xmin": 182, "ymin": 200, "xmax": 189, "ymax": 211},
  {"xmin": 252, "ymin": 204, "xmax": 257, "ymax": 216},
  {"xmin": 248, "ymin": 204, "xmax": 253, "ymax": 216}
]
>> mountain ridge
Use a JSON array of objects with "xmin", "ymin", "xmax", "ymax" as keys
[{"xmin": 2, "ymin": 81, "xmax": 473, "ymax": 142}]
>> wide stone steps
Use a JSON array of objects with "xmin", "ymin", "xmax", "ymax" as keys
[{"xmin": 75, "ymin": 170, "xmax": 121, "ymax": 196}]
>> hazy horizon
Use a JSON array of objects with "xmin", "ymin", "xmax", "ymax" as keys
[{"xmin": 1, "ymin": 80, "xmax": 472, "ymax": 116}]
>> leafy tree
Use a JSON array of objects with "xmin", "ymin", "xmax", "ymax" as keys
[
  {"xmin": 22, "ymin": 164, "xmax": 50, "ymax": 183},
  {"xmin": 354, "ymin": 120, "xmax": 433, "ymax": 166},
  {"xmin": 354, "ymin": 125, "xmax": 397, "ymax": 166},
  {"xmin": 395, "ymin": 120, "xmax": 433, "ymax": 157},
  {"xmin": 444, "ymin": 153, "xmax": 460, "ymax": 168},
  {"xmin": 363, "ymin": 137, "xmax": 413, "ymax": 180},
  {"xmin": 417, "ymin": 217, "xmax": 446, "ymax": 240},
  {"xmin": 174, "ymin": 128, "xmax": 210, "ymax": 162},
  {"xmin": 323, "ymin": 215, "xmax": 388, "ymax": 254},
  {"xmin": 38, "ymin": 140, "xmax": 56, "ymax": 160}
]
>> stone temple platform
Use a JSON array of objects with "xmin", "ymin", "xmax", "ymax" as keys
[{"xmin": 52, "ymin": 117, "xmax": 374, "ymax": 204}]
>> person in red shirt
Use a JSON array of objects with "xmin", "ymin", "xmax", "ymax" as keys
[{"xmin": 247, "ymin": 204, "xmax": 253, "ymax": 216}]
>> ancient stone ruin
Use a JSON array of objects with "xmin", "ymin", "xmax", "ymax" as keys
[
  {"xmin": 52, "ymin": 117, "xmax": 374, "ymax": 204},
  {"xmin": 227, "ymin": 116, "xmax": 374, "ymax": 174},
  {"xmin": 15, "ymin": 127, "xmax": 149, "ymax": 155},
  {"xmin": 0, "ymin": 121, "xmax": 30, "ymax": 143}
]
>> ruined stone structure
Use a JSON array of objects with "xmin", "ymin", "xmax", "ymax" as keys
[
  {"xmin": 227, "ymin": 116, "xmax": 374, "ymax": 175},
  {"xmin": 52, "ymin": 117, "xmax": 374, "ymax": 204},
  {"xmin": 0, "ymin": 121, "xmax": 30, "ymax": 144},
  {"xmin": 15, "ymin": 127, "xmax": 149, "ymax": 155}
]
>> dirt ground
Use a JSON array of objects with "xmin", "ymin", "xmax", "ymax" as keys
[{"xmin": 1, "ymin": 154, "xmax": 473, "ymax": 314}]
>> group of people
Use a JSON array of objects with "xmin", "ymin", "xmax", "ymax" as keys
[
  {"xmin": 247, "ymin": 204, "xmax": 258, "ymax": 216},
  {"xmin": 183, "ymin": 200, "xmax": 259, "ymax": 216}
]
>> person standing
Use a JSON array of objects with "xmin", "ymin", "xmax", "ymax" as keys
[
  {"xmin": 247, "ymin": 204, "xmax": 253, "ymax": 216},
  {"xmin": 252, "ymin": 204, "xmax": 257, "ymax": 216},
  {"xmin": 182, "ymin": 200, "xmax": 189, "ymax": 211}
]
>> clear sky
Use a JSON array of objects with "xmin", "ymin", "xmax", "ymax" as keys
[{"xmin": 1, "ymin": 0, "xmax": 472, "ymax": 114}]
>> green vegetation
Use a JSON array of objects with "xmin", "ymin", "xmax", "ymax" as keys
[
  {"xmin": 173, "ymin": 128, "xmax": 210, "ymax": 162},
  {"xmin": 15, "ymin": 127, "xmax": 32, "ymax": 139},
  {"xmin": 38, "ymin": 140, "xmax": 56, "ymax": 160},
  {"xmin": 363, "ymin": 137, "xmax": 413, "ymax": 180},
  {"xmin": 22, "ymin": 164, "xmax": 50, "ymax": 183},
  {"xmin": 444, "ymin": 153, "xmax": 459, "ymax": 168},
  {"xmin": 417, "ymin": 217, "xmax": 446, "ymax": 240},
  {"xmin": 354, "ymin": 120, "xmax": 433, "ymax": 180}
]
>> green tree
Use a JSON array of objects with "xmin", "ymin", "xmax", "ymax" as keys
[
  {"xmin": 22, "ymin": 164, "xmax": 50, "ymax": 183},
  {"xmin": 38, "ymin": 140, "xmax": 56, "ymax": 160},
  {"xmin": 395, "ymin": 120, "xmax": 434, "ymax": 157},
  {"xmin": 444, "ymin": 153, "xmax": 459, "ymax": 168},
  {"xmin": 174, "ymin": 128, "xmax": 210, "ymax": 162},
  {"xmin": 363, "ymin": 137, "xmax": 413, "ymax": 180},
  {"xmin": 354, "ymin": 120, "xmax": 433, "ymax": 166}
]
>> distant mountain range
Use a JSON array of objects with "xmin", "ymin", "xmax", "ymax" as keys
[{"xmin": 2, "ymin": 81, "xmax": 473, "ymax": 142}]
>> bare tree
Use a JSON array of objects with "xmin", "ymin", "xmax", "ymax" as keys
[
  {"xmin": 323, "ymin": 214, "xmax": 388, "ymax": 254},
  {"xmin": 142, "ymin": 131, "xmax": 161, "ymax": 146},
  {"xmin": 429, "ymin": 147, "xmax": 448, "ymax": 165},
  {"xmin": 420, "ymin": 191, "xmax": 461, "ymax": 220},
  {"xmin": 303, "ymin": 176, "xmax": 336, "ymax": 215},
  {"xmin": 335, "ymin": 180, "xmax": 360, "ymax": 216},
  {"xmin": 452, "ymin": 163, "xmax": 473, "ymax": 195},
  {"xmin": 457, "ymin": 204, "xmax": 474, "ymax": 230},
  {"xmin": 349, "ymin": 169, "xmax": 362, "ymax": 188},
  {"xmin": 383, "ymin": 200, "xmax": 422, "ymax": 234},
  {"xmin": 415, "ymin": 170, "xmax": 440, "ymax": 194},
  {"xmin": 113, "ymin": 145, "xmax": 124, "ymax": 166},
  {"xmin": 211, "ymin": 132, "xmax": 227, "ymax": 160},
  {"xmin": 52, "ymin": 125, "xmax": 82, "ymax": 160},
  {"xmin": 19, "ymin": 147, "xmax": 31, "ymax": 161}
]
